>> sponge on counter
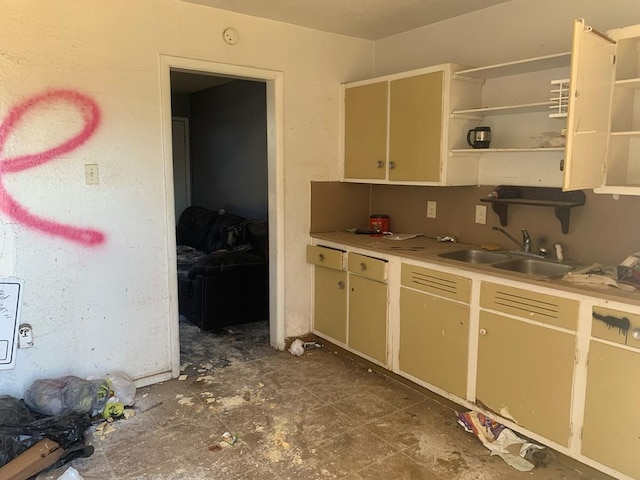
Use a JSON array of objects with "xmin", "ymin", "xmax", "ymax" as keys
[{"xmin": 481, "ymin": 243, "xmax": 502, "ymax": 251}]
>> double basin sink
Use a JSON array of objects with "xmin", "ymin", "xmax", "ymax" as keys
[{"xmin": 438, "ymin": 249, "xmax": 576, "ymax": 277}]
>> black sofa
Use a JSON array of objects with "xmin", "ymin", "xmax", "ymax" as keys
[{"xmin": 176, "ymin": 206, "xmax": 269, "ymax": 331}]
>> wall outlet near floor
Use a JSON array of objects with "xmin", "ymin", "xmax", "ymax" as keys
[
  {"xmin": 475, "ymin": 205, "xmax": 487, "ymax": 224},
  {"xmin": 426, "ymin": 201, "xmax": 437, "ymax": 219}
]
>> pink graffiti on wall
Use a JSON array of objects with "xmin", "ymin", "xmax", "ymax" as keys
[{"xmin": 0, "ymin": 89, "xmax": 106, "ymax": 246}]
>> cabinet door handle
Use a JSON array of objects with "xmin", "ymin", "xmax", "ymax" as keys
[
  {"xmin": 388, "ymin": 161, "xmax": 396, "ymax": 169},
  {"xmin": 318, "ymin": 253, "xmax": 324, "ymax": 261},
  {"xmin": 359, "ymin": 262, "xmax": 367, "ymax": 271},
  {"xmin": 479, "ymin": 328, "xmax": 487, "ymax": 336},
  {"xmin": 337, "ymin": 281, "xmax": 345, "ymax": 289},
  {"xmin": 376, "ymin": 160, "xmax": 384, "ymax": 168}
]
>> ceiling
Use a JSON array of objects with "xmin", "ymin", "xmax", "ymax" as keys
[{"xmin": 182, "ymin": 0, "xmax": 513, "ymax": 40}]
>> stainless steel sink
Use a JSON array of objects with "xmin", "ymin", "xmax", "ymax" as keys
[
  {"xmin": 438, "ymin": 249, "xmax": 511, "ymax": 264},
  {"xmin": 492, "ymin": 258, "xmax": 575, "ymax": 276}
]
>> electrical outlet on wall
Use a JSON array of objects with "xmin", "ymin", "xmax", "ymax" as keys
[
  {"xmin": 475, "ymin": 205, "xmax": 487, "ymax": 224},
  {"xmin": 426, "ymin": 201, "xmax": 437, "ymax": 219},
  {"xmin": 18, "ymin": 324, "xmax": 33, "ymax": 348}
]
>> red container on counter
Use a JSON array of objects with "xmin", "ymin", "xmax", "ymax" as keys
[{"xmin": 369, "ymin": 214, "xmax": 390, "ymax": 233}]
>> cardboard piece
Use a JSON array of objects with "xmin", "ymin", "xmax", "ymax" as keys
[{"xmin": 0, "ymin": 439, "xmax": 65, "ymax": 480}]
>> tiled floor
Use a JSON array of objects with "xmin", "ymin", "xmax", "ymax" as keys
[{"xmin": 39, "ymin": 320, "xmax": 605, "ymax": 480}]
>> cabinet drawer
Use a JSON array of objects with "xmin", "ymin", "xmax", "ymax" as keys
[
  {"xmin": 592, "ymin": 306, "xmax": 640, "ymax": 350},
  {"xmin": 347, "ymin": 253, "xmax": 387, "ymax": 282},
  {"xmin": 401, "ymin": 264, "xmax": 471, "ymax": 303},
  {"xmin": 306, "ymin": 245, "xmax": 345, "ymax": 270},
  {"xmin": 480, "ymin": 282, "xmax": 578, "ymax": 330}
]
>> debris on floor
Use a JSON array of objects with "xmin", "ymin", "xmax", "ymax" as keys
[
  {"xmin": 289, "ymin": 338, "xmax": 325, "ymax": 356},
  {"xmin": 56, "ymin": 466, "xmax": 85, "ymax": 479},
  {"xmin": 0, "ymin": 395, "xmax": 93, "ymax": 479},
  {"xmin": 456, "ymin": 411, "xmax": 548, "ymax": 472},
  {"xmin": 288, "ymin": 339, "xmax": 305, "ymax": 356},
  {"xmin": 221, "ymin": 431, "xmax": 238, "ymax": 445}
]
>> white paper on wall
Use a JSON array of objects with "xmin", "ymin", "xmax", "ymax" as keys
[{"xmin": 0, "ymin": 278, "xmax": 23, "ymax": 370}]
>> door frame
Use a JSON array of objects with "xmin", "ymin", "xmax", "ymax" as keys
[
  {"xmin": 159, "ymin": 55, "xmax": 285, "ymax": 377},
  {"xmin": 171, "ymin": 116, "xmax": 191, "ymax": 220}
]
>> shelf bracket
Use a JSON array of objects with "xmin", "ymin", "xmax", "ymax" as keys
[
  {"xmin": 554, "ymin": 207, "xmax": 572, "ymax": 234},
  {"xmin": 489, "ymin": 202, "xmax": 509, "ymax": 227}
]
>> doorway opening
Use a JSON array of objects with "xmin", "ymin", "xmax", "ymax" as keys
[{"xmin": 160, "ymin": 56, "xmax": 284, "ymax": 377}]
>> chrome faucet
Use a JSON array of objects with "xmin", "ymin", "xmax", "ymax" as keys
[{"xmin": 492, "ymin": 227, "xmax": 531, "ymax": 253}]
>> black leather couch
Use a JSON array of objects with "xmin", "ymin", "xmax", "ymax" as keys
[{"xmin": 176, "ymin": 206, "xmax": 269, "ymax": 331}]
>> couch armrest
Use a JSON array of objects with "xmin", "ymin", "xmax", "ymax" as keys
[{"xmin": 187, "ymin": 250, "xmax": 265, "ymax": 279}]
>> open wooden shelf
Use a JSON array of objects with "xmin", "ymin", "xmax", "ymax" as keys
[
  {"xmin": 480, "ymin": 186, "xmax": 585, "ymax": 234},
  {"xmin": 454, "ymin": 52, "xmax": 571, "ymax": 79}
]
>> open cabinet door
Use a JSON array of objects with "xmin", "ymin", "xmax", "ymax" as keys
[{"xmin": 563, "ymin": 19, "xmax": 616, "ymax": 191}]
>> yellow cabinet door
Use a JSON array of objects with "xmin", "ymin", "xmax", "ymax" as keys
[
  {"xmin": 476, "ymin": 311, "xmax": 575, "ymax": 446},
  {"xmin": 313, "ymin": 266, "xmax": 347, "ymax": 344},
  {"xmin": 344, "ymin": 82, "xmax": 388, "ymax": 180},
  {"xmin": 564, "ymin": 19, "xmax": 615, "ymax": 191},
  {"xmin": 399, "ymin": 288, "xmax": 469, "ymax": 398},
  {"xmin": 389, "ymin": 71, "xmax": 443, "ymax": 182},
  {"xmin": 582, "ymin": 341, "xmax": 640, "ymax": 479},
  {"xmin": 348, "ymin": 274, "xmax": 387, "ymax": 364}
]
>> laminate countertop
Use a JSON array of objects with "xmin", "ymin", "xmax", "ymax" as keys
[{"xmin": 311, "ymin": 231, "xmax": 640, "ymax": 307}]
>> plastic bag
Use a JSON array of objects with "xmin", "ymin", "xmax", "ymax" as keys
[
  {"xmin": 105, "ymin": 371, "xmax": 136, "ymax": 406},
  {"xmin": 24, "ymin": 376, "xmax": 110, "ymax": 416},
  {"xmin": 288, "ymin": 339, "xmax": 304, "ymax": 356},
  {"xmin": 0, "ymin": 395, "xmax": 91, "ymax": 468},
  {"xmin": 0, "ymin": 396, "xmax": 39, "ymax": 467},
  {"xmin": 57, "ymin": 467, "xmax": 85, "ymax": 480}
]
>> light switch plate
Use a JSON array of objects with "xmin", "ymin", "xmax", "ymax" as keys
[
  {"xmin": 426, "ymin": 201, "xmax": 437, "ymax": 218},
  {"xmin": 85, "ymin": 164, "xmax": 99, "ymax": 185}
]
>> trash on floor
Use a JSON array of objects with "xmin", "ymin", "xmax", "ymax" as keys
[
  {"xmin": 23, "ymin": 371, "xmax": 136, "ymax": 419},
  {"xmin": 56, "ymin": 466, "xmax": 85, "ymax": 479},
  {"xmin": 288, "ymin": 339, "xmax": 305, "ymax": 356},
  {"xmin": 456, "ymin": 411, "xmax": 548, "ymax": 472},
  {"xmin": 24, "ymin": 377, "xmax": 111, "ymax": 417},
  {"xmin": 0, "ymin": 395, "xmax": 93, "ymax": 478},
  {"xmin": 221, "ymin": 431, "xmax": 238, "ymax": 445},
  {"xmin": 94, "ymin": 421, "xmax": 117, "ymax": 440},
  {"xmin": 101, "ymin": 401, "xmax": 125, "ymax": 421},
  {"xmin": 303, "ymin": 341, "xmax": 323, "ymax": 350},
  {"xmin": 178, "ymin": 374, "xmax": 188, "ymax": 381}
]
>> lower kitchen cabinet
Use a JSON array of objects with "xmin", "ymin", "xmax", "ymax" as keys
[
  {"xmin": 582, "ymin": 341, "xmax": 640, "ymax": 479},
  {"xmin": 476, "ymin": 311, "xmax": 575, "ymax": 446},
  {"xmin": 313, "ymin": 266, "xmax": 347, "ymax": 343},
  {"xmin": 348, "ymin": 273, "xmax": 387, "ymax": 364},
  {"xmin": 307, "ymin": 245, "xmax": 347, "ymax": 344},
  {"xmin": 399, "ymin": 287, "xmax": 469, "ymax": 398}
]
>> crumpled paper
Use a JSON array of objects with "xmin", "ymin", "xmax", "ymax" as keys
[
  {"xmin": 288, "ymin": 339, "xmax": 305, "ymax": 356},
  {"xmin": 457, "ymin": 411, "xmax": 546, "ymax": 472}
]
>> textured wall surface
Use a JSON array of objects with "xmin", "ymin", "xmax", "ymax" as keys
[{"xmin": 0, "ymin": 0, "xmax": 373, "ymax": 396}]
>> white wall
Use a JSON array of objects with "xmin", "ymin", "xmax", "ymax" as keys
[
  {"xmin": 374, "ymin": 0, "xmax": 640, "ymax": 76},
  {"xmin": 0, "ymin": 0, "xmax": 373, "ymax": 397}
]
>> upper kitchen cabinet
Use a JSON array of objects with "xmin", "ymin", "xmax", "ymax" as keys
[
  {"xmin": 343, "ymin": 82, "xmax": 388, "ymax": 180},
  {"xmin": 342, "ymin": 64, "xmax": 481, "ymax": 186},
  {"xmin": 451, "ymin": 53, "xmax": 572, "ymax": 187},
  {"xmin": 565, "ymin": 20, "xmax": 640, "ymax": 195}
]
